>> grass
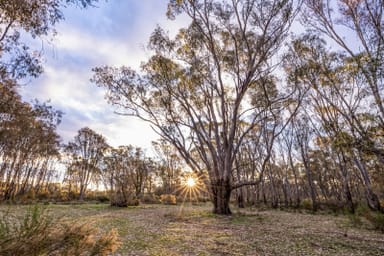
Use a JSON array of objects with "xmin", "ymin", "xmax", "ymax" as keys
[{"xmin": 1, "ymin": 203, "xmax": 383, "ymax": 255}]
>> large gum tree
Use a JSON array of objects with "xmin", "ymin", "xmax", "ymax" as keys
[{"xmin": 93, "ymin": 0, "xmax": 299, "ymax": 214}]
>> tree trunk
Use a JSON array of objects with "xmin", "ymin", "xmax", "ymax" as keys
[
  {"xmin": 365, "ymin": 189, "xmax": 382, "ymax": 212},
  {"xmin": 300, "ymin": 145, "xmax": 318, "ymax": 212},
  {"xmin": 353, "ymin": 155, "xmax": 382, "ymax": 212},
  {"xmin": 338, "ymin": 153, "xmax": 355, "ymax": 213},
  {"xmin": 344, "ymin": 184, "xmax": 355, "ymax": 213},
  {"xmin": 235, "ymin": 159, "xmax": 244, "ymax": 208},
  {"xmin": 79, "ymin": 184, "xmax": 86, "ymax": 201},
  {"xmin": 236, "ymin": 188, "xmax": 245, "ymax": 208},
  {"xmin": 287, "ymin": 149, "xmax": 300, "ymax": 207},
  {"xmin": 211, "ymin": 179, "xmax": 232, "ymax": 215},
  {"xmin": 268, "ymin": 168, "xmax": 278, "ymax": 208},
  {"xmin": 282, "ymin": 179, "xmax": 289, "ymax": 208}
]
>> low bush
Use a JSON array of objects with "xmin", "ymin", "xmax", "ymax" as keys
[
  {"xmin": 300, "ymin": 199, "xmax": 312, "ymax": 210},
  {"xmin": 67, "ymin": 191, "xmax": 80, "ymax": 201},
  {"xmin": 349, "ymin": 204, "xmax": 384, "ymax": 232},
  {"xmin": 110, "ymin": 193, "xmax": 139, "ymax": 207},
  {"xmin": 96, "ymin": 195, "xmax": 110, "ymax": 203},
  {"xmin": 318, "ymin": 200, "xmax": 345, "ymax": 213},
  {"xmin": 36, "ymin": 191, "xmax": 50, "ymax": 201},
  {"xmin": 127, "ymin": 198, "xmax": 140, "ymax": 206},
  {"xmin": 368, "ymin": 212, "xmax": 384, "ymax": 232},
  {"xmin": 0, "ymin": 205, "xmax": 119, "ymax": 255},
  {"xmin": 160, "ymin": 194, "xmax": 177, "ymax": 205},
  {"xmin": 197, "ymin": 197, "xmax": 210, "ymax": 203},
  {"xmin": 141, "ymin": 194, "xmax": 160, "ymax": 204}
]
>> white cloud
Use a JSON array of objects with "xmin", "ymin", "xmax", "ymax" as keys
[{"xmin": 20, "ymin": 0, "xmax": 191, "ymax": 151}]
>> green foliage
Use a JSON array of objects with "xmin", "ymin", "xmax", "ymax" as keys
[
  {"xmin": 0, "ymin": 205, "xmax": 119, "ymax": 255},
  {"xmin": 160, "ymin": 194, "xmax": 177, "ymax": 205}
]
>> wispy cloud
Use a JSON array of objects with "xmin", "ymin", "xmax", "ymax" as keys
[{"xmin": 20, "ymin": 0, "xmax": 189, "ymax": 149}]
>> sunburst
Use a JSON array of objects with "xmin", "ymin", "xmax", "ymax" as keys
[
  {"xmin": 175, "ymin": 173, "xmax": 207, "ymax": 208},
  {"xmin": 186, "ymin": 176, "xmax": 196, "ymax": 188}
]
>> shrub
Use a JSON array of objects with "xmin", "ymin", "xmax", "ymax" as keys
[
  {"xmin": 110, "ymin": 193, "xmax": 139, "ymax": 207},
  {"xmin": 0, "ymin": 205, "xmax": 119, "ymax": 255},
  {"xmin": 36, "ymin": 190, "xmax": 50, "ymax": 201},
  {"xmin": 160, "ymin": 194, "xmax": 177, "ymax": 205},
  {"xmin": 24, "ymin": 189, "xmax": 36, "ymax": 201},
  {"xmin": 110, "ymin": 193, "xmax": 128, "ymax": 207},
  {"xmin": 300, "ymin": 199, "xmax": 312, "ymax": 210},
  {"xmin": 350, "ymin": 204, "xmax": 384, "ymax": 232},
  {"xmin": 67, "ymin": 191, "xmax": 79, "ymax": 200},
  {"xmin": 141, "ymin": 194, "xmax": 160, "ymax": 204},
  {"xmin": 197, "ymin": 197, "xmax": 210, "ymax": 203},
  {"xmin": 13, "ymin": 190, "xmax": 36, "ymax": 204},
  {"xmin": 365, "ymin": 211, "xmax": 384, "ymax": 232},
  {"xmin": 318, "ymin": 200, "xmax": 345, "ymax": 213},
  {"xmin": 348, "ymin": 212, "xmax": 363, "ymax": 227},
  {"xmin": 127, "ymin": 198, "xmax": 140, "ymax": 206},
  {"xmin": 96, "ymin": 195, "xmax": 110, "ymax": 203}
]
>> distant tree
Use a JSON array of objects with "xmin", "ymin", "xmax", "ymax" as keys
[
  {"xmin": 64, "ymin": 127, "xmax": 108, "ymax": 201},
  {"xmin": 152, "ymin": 139, "xmax": 183, "ymax": 194},
  {"xmin": 102, "ymin": 145, "xmax": 150, "ymax": 207},
  {"xmin": 0, "ymin": 0, "xmax": 100, "ymax": 202},
  {"xmin": 301, "ymin": 0, "xmax": 384, "ymax": 211},
  {"xmin": 284, "ymin": 33, "xmax": 383, "ymax": 211},
  {"xmin": 93, "ymin": 0, "xmax": 300, "ymax": 214},
  {"xmin": 0, "ymin": 100, "xmax": 61, "ymax": 200}
]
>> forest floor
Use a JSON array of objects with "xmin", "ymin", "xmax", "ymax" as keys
[{"xmin": 1, "ymin": 202, "xmax": 383, "ymax": 255}]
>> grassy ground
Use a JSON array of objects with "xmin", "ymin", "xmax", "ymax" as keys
[{"xmin": 1, "ymin": 203, "xmax": 383, "ymax": 255}]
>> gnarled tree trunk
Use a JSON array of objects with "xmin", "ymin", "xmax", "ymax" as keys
[{"xmin": 211, "ymin": 179, "xmax": 232, "ymax": 215}]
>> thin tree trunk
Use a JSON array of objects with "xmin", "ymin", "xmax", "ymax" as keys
[
  {"xmin": 338, "ymin": 153, "xmax": 355, "ymax": 213},
  {"xmin": 353, "ymin": 155, "xmax": 382, "ymax": 212},
  {"xmin": 287, "ymin": 144, "xmax": 300, "ymax": 207},
  {"xmin": 235, "ymin": 158, "xmax": 245, "ymax": 208},
  {"xmin": 236, "ymin": 188, "xmax": 245, "ymax": 208},
  {"xmin": 300, "ymin": 144, "xmax": 317, "ymax": 212},
  {"xmin": 268, "ymin": 167, "xmax": 278, "ymax": 208},
  {"xmin": 79, "ymin": 184, "xmax": 86, "ymax": 201}
]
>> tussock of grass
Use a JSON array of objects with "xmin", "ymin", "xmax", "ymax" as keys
[{"xmin": 0, "ymin": 205, "xmax": 119, "ymax": 256}]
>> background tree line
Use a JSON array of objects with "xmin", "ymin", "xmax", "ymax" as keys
[{"xmin": 0, "ymin": 0, "xmax": 97, "ymax": 201}]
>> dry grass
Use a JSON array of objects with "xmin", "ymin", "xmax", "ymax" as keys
[
  {"xmin": 0, "ymin": 204, "xmax": 119, "ymax": 256},
  {"xmin": 1, "ymin": 203, "xmax": 383, "ymax": 255}
]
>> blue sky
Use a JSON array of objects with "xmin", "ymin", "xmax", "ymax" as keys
[{"xmin": 20, "ymin": 1, "xmax": 188, "ymax": 150}]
